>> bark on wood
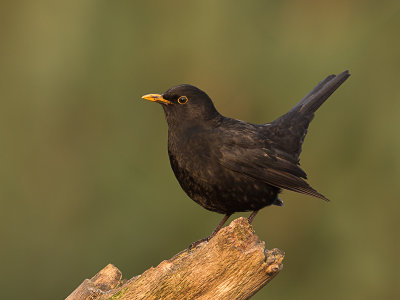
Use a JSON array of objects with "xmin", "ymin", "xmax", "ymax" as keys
[{"xmin": 67, "ymin": 217, "xmax": 284, "ymax": 300}]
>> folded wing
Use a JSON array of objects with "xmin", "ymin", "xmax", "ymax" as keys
[{"xmin": 218, "ymin": 145, "xmax": 329, "ymax": 201}]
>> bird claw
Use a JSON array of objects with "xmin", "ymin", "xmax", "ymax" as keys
[{"xmin": 188, "ymin": 237, "xmax": 209, "ymax": 251}]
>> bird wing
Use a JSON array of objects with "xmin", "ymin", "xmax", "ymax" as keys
[{"xmin": 218, "ymin": 143, "xmax": 329, "ymax": 201}]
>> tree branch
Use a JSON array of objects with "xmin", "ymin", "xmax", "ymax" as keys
[{"xmin": 67, "ymin": 217, "xmax": 284, "ymax": 300}]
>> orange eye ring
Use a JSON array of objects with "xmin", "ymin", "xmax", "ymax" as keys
[{"xmin": 178, "ymin": 96, "xmax": 188, "ymax": 104}]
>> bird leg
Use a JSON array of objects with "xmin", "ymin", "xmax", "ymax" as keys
[
  {"xmin": 188, "ymin": 214, "xmax": 232, "ymax": 250},
  {"xmin": 248, "ymin": 210, "xmax": 259, "ymax": 223},
  {"xmin": 207, "ymin": 213, "xmax": 232, "ymax": 240}
]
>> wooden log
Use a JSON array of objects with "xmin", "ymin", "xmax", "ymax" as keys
[
  {"xmin": 67, "ymin": 217, "xmax": 284, "ymax": 300},
  {"xmin": 66, "ymin": 264, "xmax": 122, "ymax": 300}
]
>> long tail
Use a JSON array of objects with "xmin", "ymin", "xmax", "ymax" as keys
[
  {"xmin": 267, "ymin": 70, "xmax": 351, "ymax": 159},
  {"xmin": 291, "ymin": 70, "xmax": 350, "ymax": 116}
]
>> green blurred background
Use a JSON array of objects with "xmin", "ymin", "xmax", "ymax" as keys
[{"xmin": 1, "ymin": 1, "xmax": 399, "ymax": 299}]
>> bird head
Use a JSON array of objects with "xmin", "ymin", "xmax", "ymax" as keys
[{"xmin": 142, "ymin": 84, "xmax": 220, "ymax": 125}]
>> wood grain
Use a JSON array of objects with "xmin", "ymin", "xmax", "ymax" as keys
[{"xmin": 67, "ymin": 217, "xmax": 284, "ymax": 300}]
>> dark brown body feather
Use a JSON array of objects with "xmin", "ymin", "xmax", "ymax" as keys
[{"xmin": 160, "ymin": 71, "xmax": 350, "ymax": 214}]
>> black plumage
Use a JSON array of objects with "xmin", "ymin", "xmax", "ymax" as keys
[{"xmin": 142, "ymin": 70, "xmax": 350, "ymax": 243}]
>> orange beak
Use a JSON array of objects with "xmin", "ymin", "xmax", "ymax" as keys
[{"xmin": 141, "ymin": 94, "xmax": 172, "ymax": 105}]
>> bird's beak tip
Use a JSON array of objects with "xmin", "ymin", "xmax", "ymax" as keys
[
  {"xmin": 141, "ymin": 94, "xmax": 158, "ymax": 101},
  {"xmin": 141, "ymin": 93, "xmax": 172, "ymax": 105}
]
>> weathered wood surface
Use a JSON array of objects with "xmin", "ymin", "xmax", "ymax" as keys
[
  {"xmin": 66, "ymin": 264, "xmax": 122, "ymax": 300},
  {"xmin": 67, "ymin": 217, "xmax": 284, "ymax": 300}
]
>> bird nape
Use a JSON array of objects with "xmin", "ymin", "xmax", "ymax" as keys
[{"xmin": 142, "ymin": 70, "xmax": 350, "ymax": 247}]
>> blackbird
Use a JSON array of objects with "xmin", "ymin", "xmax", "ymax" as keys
[{"xmin": 142, "ymin": 70, "xmax": 350, "ymax": 245}]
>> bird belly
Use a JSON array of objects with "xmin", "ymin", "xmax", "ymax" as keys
[{"xmin": 169, "ymin": 153, "xmax": 280, "ymax": 214}]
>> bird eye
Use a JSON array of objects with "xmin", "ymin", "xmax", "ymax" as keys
[{"xmin": 178, "ymin": 96, "xmax": 188, "ymax": 104}]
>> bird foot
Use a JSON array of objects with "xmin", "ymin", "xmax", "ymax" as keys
[
  {"xmin": 187, "ymin": 214, "xmax": 232, "ymax": 251},
  {"xmin": 188, "ymin": 237, "xmax": 209, "ymax": 250}
]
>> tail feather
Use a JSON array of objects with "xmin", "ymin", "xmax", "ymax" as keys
[
  {"xmin": 292, "ymin": 74, "xmax": 336, "ymax": 110},
  {"xmin": 296, "ymin": 70, "xmax": 350, "ymax": 116},
  {"xmin": 267, "ymin": 70, "xmax": 350, "ymax": 159}
]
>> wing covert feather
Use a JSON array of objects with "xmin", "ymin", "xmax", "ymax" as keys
[{"xmin": 218, "ymin": 146, "xmax": 329, "ymax": 201}]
